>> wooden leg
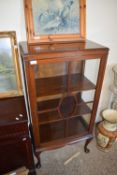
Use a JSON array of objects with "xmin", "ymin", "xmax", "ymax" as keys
[
  {"xmin": 84, "ymin": 138, "xmax": 93, "ymax": 153},
  {"xmin": 35, "ymin": 152, "xmax": 41, "ymax": 169}
]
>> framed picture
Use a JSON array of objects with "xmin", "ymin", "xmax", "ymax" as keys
[
  {"xmin": 24, "ymin": 0, "xmax": 86, "ymax": 44},
  {"xmin": 0, "ymin": 31, "xmax": 22, "ymax": 98}
]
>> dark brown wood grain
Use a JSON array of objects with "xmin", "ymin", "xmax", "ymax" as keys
[
  {"xmin": 19, "ymin": 40, "xmax": 108, "ymax": 56},
  {"xmin": 39, "ymin": 116, "xmax": 88, "ymax": 144},
  {"xmin": 0, "ymin": 96, "xmax": 27, "ymax": 124},
  {"xmin": 38, "ymin": 99, "xmax": 91, "ymax": 125},
  {"xmin": 35, "ymin": 73, "xmax": 95, "ymax": 97},
  {"xmin": 0, "ymin": 136, "xmax": 35, "ymax": 175},
  {"xmin": 0, "ymin": 96, "xmax": 36, "ymax": 175}
]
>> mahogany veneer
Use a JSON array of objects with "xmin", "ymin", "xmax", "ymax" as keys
[{"xmin": 0, "ymin": 96, "xmax": 36, "ymax": 175}]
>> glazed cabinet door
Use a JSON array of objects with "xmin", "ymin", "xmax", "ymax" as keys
[{"xmin": 26, "ymin": 56, "xmax": 107, "ymax": 149}]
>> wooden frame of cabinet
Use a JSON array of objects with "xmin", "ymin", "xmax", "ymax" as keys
[
  {"xmin": 24, "ymin": 0, "xmax": 86, "ymax": 44},
  {"xmin": 20, "ymin": 40, "xmax": 109, "ymax": 167}
]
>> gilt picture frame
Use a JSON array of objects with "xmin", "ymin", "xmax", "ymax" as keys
[
  {"xmin": 24, "ymin": 0, "xmax": 86, "ymax": 44},
  {"xmin": 0, "ymin": 31, "xmax": 22, "ymax": 98}
]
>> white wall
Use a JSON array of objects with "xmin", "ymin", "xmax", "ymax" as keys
[
  {"xmin": 0, "ymin": 0, "xmax": 117, "ymax": 120},
  {"xmin": 0, "ymin": 0, "xmax": 26, "ymax": 41},
  {"xmin": 87, "ymin": 0, "xmax": 117, "ymax": 120}
]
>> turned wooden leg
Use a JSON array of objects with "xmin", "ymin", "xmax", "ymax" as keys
[
  {"xmin": 84, "ymin": 138, "xmax": 93, "ymax": 153},
  {"xmin": 35, "ymin": 152, "xmax": 41, "ymax": 169}
]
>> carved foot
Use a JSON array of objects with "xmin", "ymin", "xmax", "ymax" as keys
[
  {"xmin": 35, "ymin": 152, "xmax": 41, "ymax": 169},
  {"xmin": 36, "ymin": 160, "xmax": 41, "ymax": 169},
  {"xmin": 84, "ymin": 146, "xmax": 90, "ymax": 153},
  {"xmin": 84, "ymin": 138, "xmax": 93, "ymax": 153}
]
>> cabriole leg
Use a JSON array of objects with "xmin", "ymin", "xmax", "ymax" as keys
[
  {"xmin": 84, "ymin": 138, "xmax": 93, "ymax": 153},
  {"xmin": 35, "ymin": 152, "xmax": 41, "ymax": 169}
]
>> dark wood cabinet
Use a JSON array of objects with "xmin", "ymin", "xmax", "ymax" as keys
[
  {"xmin": 0, "ymin": 96, "xmax": 36, "ymax": 175},
  {"xmin": 20, "ymin": 40, "xmax": 109, "ymax": 165}
]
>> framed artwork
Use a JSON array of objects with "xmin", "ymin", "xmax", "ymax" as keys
[
  {"xmin": 0, "ymin": 31, "xmax": 22, "ymax": 98},
  {"xmin": 24, "ymin": 0, "xmax": 86, "ymax": 44}
]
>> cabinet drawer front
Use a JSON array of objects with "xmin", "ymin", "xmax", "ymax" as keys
[
  {"xmin": 0, "ymin": 96, "xmax": 27, "ymax": 124},
  {"xmin": 0, "ymin": 121, "xmax": 29, "ymax": 138}
]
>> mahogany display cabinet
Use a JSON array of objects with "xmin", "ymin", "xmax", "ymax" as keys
[
  {"xmin": 20, "ymin": 40, "xmax": 109, "ymax": 166},
  {"xmin": 0, "ymin": 96, "xmax": 36, "ymax": 175}
]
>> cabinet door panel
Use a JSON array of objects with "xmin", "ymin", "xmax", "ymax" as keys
[
  {"xmin": 27, "ymin": 60, "xmax": 98, "ymax": 146},
  {"xmin": 0, "ymin": 137, "xmax": 34, "ymax": 174}
]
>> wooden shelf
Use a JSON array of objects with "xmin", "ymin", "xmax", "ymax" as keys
[
  {"xmin": 36, "ymin": 73, "xmax": 95, "ymax": 97},
  {"xmin": 38, "ymin": 98, "xmax": 59, "ymax": 112},
  {"xmin": 38, "ymin": 97, "xmax": 91, "ymax": 125},
  {"xmin": 39, "ymin": 116, "xmax": 88, "ymax": 144}
]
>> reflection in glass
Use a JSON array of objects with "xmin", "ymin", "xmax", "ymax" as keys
[{"xmin": 0, "ymin": 37, "xmax": 17, "ymax": 93}]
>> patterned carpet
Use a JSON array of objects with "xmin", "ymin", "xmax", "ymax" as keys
[{"xmin": 37, "ymin": 139, "xmax": 117, "ymax": 175}]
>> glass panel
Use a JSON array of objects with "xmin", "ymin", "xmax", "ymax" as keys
[
  {"xmin": 82, "ymin": 90, "xmax": 95, "ymax": 103},
  {"xmin": 39, "ymin": 114, "xmax": 92, "ymax": 144},
  {"xmin": 34, "ymin": 62, "xmax": 95, "ymax": 99},
  {"xmin": 0, "ymin": 37, "xmax": 17, "ymax": 93},
  {"xmin": 67, "ymin": 115, "xmax": 91, "ymax": 137},
  {"xmin": 84, "ymin": 59, "xmax": 100, "ymax": 85},
  {"xmin": 40, "ymin": 121, "xmax": 65, "ymax": 143},
  {"xmin": 32, "ymin": 0, "xmax": 80, "ymax": 35},
  {"xmin": 33, "ymin": 60, "xmax": 99, "ymax": 144}
]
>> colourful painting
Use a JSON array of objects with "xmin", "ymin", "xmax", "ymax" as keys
[
  {"xmin": 0, "ymin": 37, "xmax": 17, "ymax": 93},
  {"xmin": 32, "ymin": 0, "xmax": 80, "ymax": 35}
]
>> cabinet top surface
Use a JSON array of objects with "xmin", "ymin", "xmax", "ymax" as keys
[{"xmin": 19, "ymin": 40, "xmax": 109, "ymax": 56}]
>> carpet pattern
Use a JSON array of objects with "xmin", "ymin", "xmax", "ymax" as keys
[{"xmin": 37, "ymin": 140, "xmax": 117, "ymax": 175}]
